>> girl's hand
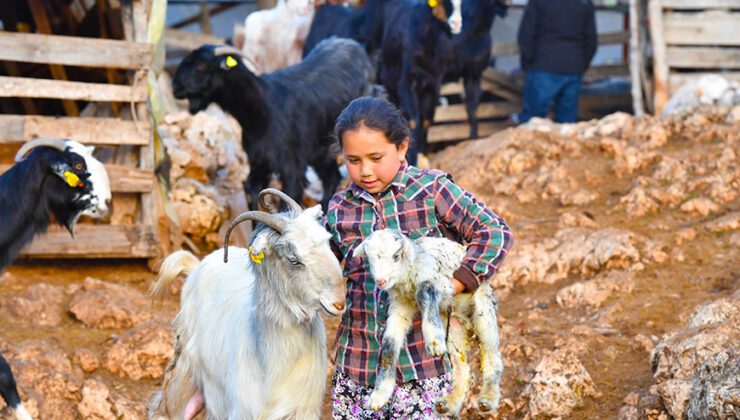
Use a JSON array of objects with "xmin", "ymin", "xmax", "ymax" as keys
[{"xmin": 451, "ymin": 277, "xmax": 465, "ymax": 295}]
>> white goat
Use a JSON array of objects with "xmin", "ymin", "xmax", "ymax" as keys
[
  {"xmin": 353, "ymin": 229, "xmax": 503, "ymax": 416},
  {"xmin": 148, "ymin": 189, "xmax": 345, "ymax": 419},
  {"xmin": 242, "ymin": 0, "xmax": 315, "ymax": 73}
]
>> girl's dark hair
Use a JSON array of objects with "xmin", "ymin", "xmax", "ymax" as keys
[{"xmin": 333, "ymin": 97, "xmax": 412, "ymax": 152}]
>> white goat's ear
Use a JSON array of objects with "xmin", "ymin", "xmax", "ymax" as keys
[
  {"xmin": 305, "ymin": 204, "xmax": 323, "ymax": 220},
  {"xmin": 400, "ymin": 237, "xmax": 413, "ymax": 259},
  {"xmin": 352, "ymin": 241, "xmax": 366, "ymax": 259},
  {"xmin": 250, "ymin": 234, "xmax": 270, "ymax": 256}
]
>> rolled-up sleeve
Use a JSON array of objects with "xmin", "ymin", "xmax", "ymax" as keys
[{"xmin": 434, "ymin": 175, "xmax": 514, "ymax": 292}]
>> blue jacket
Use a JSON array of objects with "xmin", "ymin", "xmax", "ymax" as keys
[{"xmin": 517, "ymin": 0, "xmax": 598, "ymax": 75}]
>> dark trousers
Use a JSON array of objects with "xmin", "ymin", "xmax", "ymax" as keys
[{"xmin": 519, "ymin": 70, "xmax": 582, "ymax": 123}]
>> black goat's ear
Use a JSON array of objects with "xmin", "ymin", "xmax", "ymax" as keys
[
  {"xmin": 219, "ymin": 55, "xmax": 239, "ymax": 71},
  {"xmin": 50, "ymin": 162, "xmax": 83, "ymax": 188}
]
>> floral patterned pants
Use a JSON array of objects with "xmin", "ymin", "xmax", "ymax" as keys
[{"xmin": 330, "ymin": 369, "xmax": 451, "ymax": 419}]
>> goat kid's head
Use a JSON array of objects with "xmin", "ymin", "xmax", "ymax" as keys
[
  {"xmin": 429, "ymin": 0, "xmax": 463, "ymax": 35},
  {"xmin": 15, "ymin": 138, "xmax": 111, "ymax": 235},
  {"xmin": 172, "ymin": 45, "xmax": 253, "ymax": 114},
  {"xmin": 224, "ymin": 189, "xmax": 346, "ymax": 321},
  {"xmin": 353, "ymin": 229, "xmax": 414, "ymax": 291}
]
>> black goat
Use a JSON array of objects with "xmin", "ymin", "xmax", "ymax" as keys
[
  {"xmin": 379, "ymin": 0, "xmax": 461, "ymax": 165},
  {"xmin": 0, "ymin": 138, "xmax": 111, "ymax": 274},
  {"xmin": 172, "ymin": 38, "xmax": 375, "ymax": 210},
  {"xmin": 444, "ymin": 0, "xmax": 507, "ymax": 139},
  {"xmin": 0, "ymin": 353, "xmax": 31, "ymax": 420},
  {"xmin": 302, "ymin": 0, "xmax": 389, "ymax": 58}
]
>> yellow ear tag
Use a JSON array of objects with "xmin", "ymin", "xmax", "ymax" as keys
[
  {"xmin": 225, "ymin": 55, "xmax": 238, "ymax": 69},
  {"xmin": 63, "ymin": 171, "xmax": 80, "ymax": 188},
  {"xmin": 428, "ymin": 0, "xmax": 439, "ymax": 7},
  {"xmin": 248, "ymin": 245, "xmax": 264, "ymax": 264}
]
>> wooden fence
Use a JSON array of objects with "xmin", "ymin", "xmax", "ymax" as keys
[
  {"xmin": 0, "ymin": 2, "xmax": 164, "ymax": 260},
  {"xmin": 649, "ymin": 0, "xmax": 740, "ymax": 114}
]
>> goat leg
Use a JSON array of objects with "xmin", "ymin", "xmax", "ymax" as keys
[
  {"xmin": 367, "ymin": 300, "xmax": 415, "ymax": 411},
  {"xmin": 416, "ymin": 281, "xmax": 447, "ymax": 357},
  {"xmin": 435, "ymin": 309, "xmax": 471, "ymax": 416},
  {"xmin": 473, "ymin": 284, "xmax": 503, "ymax": 413}
]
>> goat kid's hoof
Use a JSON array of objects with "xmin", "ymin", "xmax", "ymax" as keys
[
  {"xmin": 435, "ymin": 400, "xmax": 450, "ymax": 414},
  {"xmin": 425, "ymin": 340, "xmax": 447, "ymax": 357},
  {"xmin": 478, "ymin": 399, "xmax": 496, "ymax": 412},
  {"xmin": 366, "ymin": 391, "xmax": 391, "ymax": 412}
]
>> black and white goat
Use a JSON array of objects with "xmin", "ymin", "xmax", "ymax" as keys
[
  {"xmin": 0, "ymin": 138, "xmax": 111, "ymax": 273},
  {"xmin": 148, "ymin": 189, "xmax": 345, "ymax": 419},
  {"xmin": 379, "ymin": 0, "xmax": 462, "ymax": 164},
  {"xmin": 0, "ymin": 353, "xmax": 31, "ymax": 420},
  {"xmin": 353, "ymin": 229, "xmax": 503, "ymax": 416},
  {"xmin": 172, "ymin": 38, "xmax": 375, "ymax": 210},
  {"xmin": 444, "ymin": 0, "xmax": 507, "ymax": 138}
]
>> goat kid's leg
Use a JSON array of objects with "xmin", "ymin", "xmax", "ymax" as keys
[
  {"xmin": 367, "ymin": 302, "xmax": 415, "ymax": 412},
  {"xmin": 473, "ymin": 284, "xmax": 503, "ymax": 413},
  {"xmin": 435, "ymin": 310, "xmax": 471, "ymax": 416},
  {"xmin": 416, "ymin": 281, "xmax": 447, "ymax": 357}
]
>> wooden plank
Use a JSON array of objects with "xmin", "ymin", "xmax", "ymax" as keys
[
  {"xmin": 585, "ymin": 63, "xmax": 630, "ymax": 79},
  {"xmin": 0, "ymin": 163, "xmax": 154, "ymax": 193},
  {"xmin": 164, "ymin": 28, "xmax": 225, "ymax": 50},
  {"xmin": 18, "ymin": 224, "xmax": 158, "ymax": 258},
  {"xmin": 434, "ymin": 102, "xmax": 521, "ymax": 123},
  {"xmin": 0, "ymin": 115, "xmax": 149, "ymax": 145},
  {"xmin": 506, "ymin": 0, "xmax": 630, "ymax": 9},
  {"xmin": 441, "ymin": 82, "xmax": 463, "ymax": 96},
  {"xmin": 649, "ymin": 0, "xmax": 670, "ymax": 114},
  {"xmin": 669, "ymin": 71, "xmax": 740, "ymax": 92},
  {"xmin": 629, "ymin": 0, "xmax": 645, "ymax": 116},
  {"xmin": 429, "ymin": 121, "xmax": 511, "ymax": 143},
  {"xmin": 491, "ymin": 31, "xmax": 630, "ymax": 57},
  {"xmin": 0, "ymin": 32, "xmax": 152, "ymax": 70},
  {"xmin": 664, "ymin": 11, "xmax": 740, "ymax": 46},
  {"xmin": 0, "ymin": 76, "xmax": 147, "ymax": 102},
  {"xmin": 28, "ymin": 0, "xmax": 79, "ymax": 116},
  {"xmin": 666, "ymin": 46, "xmax": 740, "ymax": 68},
  {"xmin": 662, "ymin": 0, "xmax": 740, "ymax": 8}
]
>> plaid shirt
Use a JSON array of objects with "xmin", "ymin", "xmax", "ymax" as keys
[{"xmin": 324, "ymin": 162, "xmax": 513, "ymax": 386}]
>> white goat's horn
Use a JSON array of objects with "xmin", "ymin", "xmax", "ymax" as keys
[
  {"xmin": 15, "ymin": 137, "xmax": 69, "ymax": 162},
  {"xmin": 223, "ymin": 211, "xmax": 287, "ymax": 262},
  {"xmin": 258, "ymin": 188, "xmax": 303, "ymax": 214}
]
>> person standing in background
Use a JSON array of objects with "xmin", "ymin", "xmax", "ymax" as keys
[{"xmin": 513, "ymin": 0, "xmax": 597, "ymax": 124}]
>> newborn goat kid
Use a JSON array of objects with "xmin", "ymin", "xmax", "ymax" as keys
[{"xmin": 353, "ymin": 229, "xmax": 503, "ymax": 416}]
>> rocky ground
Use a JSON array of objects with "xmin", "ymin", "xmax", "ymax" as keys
[{"xmin": 0, "ymin": 105, "xmax": 738, "ymax": 419}]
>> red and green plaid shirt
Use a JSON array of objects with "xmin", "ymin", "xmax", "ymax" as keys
[{"xmin": 325, "ymin": 162, "xmax": 513, "ymax": 386}]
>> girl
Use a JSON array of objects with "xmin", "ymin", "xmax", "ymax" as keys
[{"xmin": 326, "ymin": 96, "xmax": 513, "ymax": 419}]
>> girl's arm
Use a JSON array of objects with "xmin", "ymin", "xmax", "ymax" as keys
[{"xmin": 434, "ymin": 175, "xmax": 514, "ymax": 293}]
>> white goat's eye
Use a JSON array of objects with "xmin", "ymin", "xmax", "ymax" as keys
[
  {"xmin": 393, "ymin": 253, "xmax": 400, "ymax": 262},
  {"xmin": 288, "ymin": 256, "xmax": 302, "ymax": 266}
]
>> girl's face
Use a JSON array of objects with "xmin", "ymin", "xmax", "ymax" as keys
[{"xmin": 342, "ymin": 125, "xmax": 409, "ymax": 197}]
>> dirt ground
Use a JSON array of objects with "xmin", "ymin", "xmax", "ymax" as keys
[{"xmin": 1, "ymin": 106, "xmax": 738, "ymax": 419}]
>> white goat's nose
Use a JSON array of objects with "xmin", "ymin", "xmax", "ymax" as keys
[{"xmin": 376, "ymin": 279, "xmax": 387, "ymax": 289}]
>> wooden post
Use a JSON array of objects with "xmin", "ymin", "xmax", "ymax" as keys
[
  {"xmin": 629, "ymin": 0, "xmax": 644, "ymax": 116},
  {"xmin": 648, "ymin": 0, "xmax": 669, "ymax": 115}
]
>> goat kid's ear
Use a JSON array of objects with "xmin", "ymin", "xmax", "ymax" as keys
[
  {"xmin": 352, "ymin": 241, "xmax": 366, "ymax": 259},
  {"xmin": 51, "ymin": 162, "xmax": 84, "ymax": 188}
]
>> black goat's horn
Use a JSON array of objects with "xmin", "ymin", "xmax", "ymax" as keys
[
  {"xmin": 258, "ymin": 188, "xmax": 303, "ymax": 214},
  {"xmin": 223, "ymin": 211, "xmax": 287, "ymax": 262},
  {"xmin": 15, "ymin": 138, "xmax": 68, "ymax": 162},
  {"xmin": 212, "ymin": 45, "xmax": 261, "ymax": 73}
]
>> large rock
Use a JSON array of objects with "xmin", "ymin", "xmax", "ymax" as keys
[
  {"xmin": 524, "ymin": 349, "xmax": 599, "ymax": 418},
  {"xmin": 68, "ymin": 277, "xmax": 153, "ymax": 329},
  {"xmin": 0, "ymin": 283, "xmax": 66, "ymax": 326},
  {"xmin": 556, "ymin": 270, "xmax": 634, "ymax": 309},
  {"xmin": 105, "ymin": 320, "xmax": 173, "ymax": 380},
  {"xmin": 686, "ymin": 349, "xmax": 740, "ymax": 420},
  {"xmin": 651, "ymin": 289, "xmax": 740, "ymax": 419}
]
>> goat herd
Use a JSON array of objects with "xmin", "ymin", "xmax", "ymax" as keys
[
  {"xmin": 173, "ymin": 0, "xmax": 507, "ymax": 211},
  {"xmin": 0, "ymin": 0, "xmax": 509, "ymax": 418}
]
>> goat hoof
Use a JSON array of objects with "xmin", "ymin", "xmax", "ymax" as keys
[
  {"xmin": 479, "ymin": 400, "xmax": 493, "ymax": 412},
  {"xmin": 435, "ymin": 400, "xmax": 449, "ymax": 414}
]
